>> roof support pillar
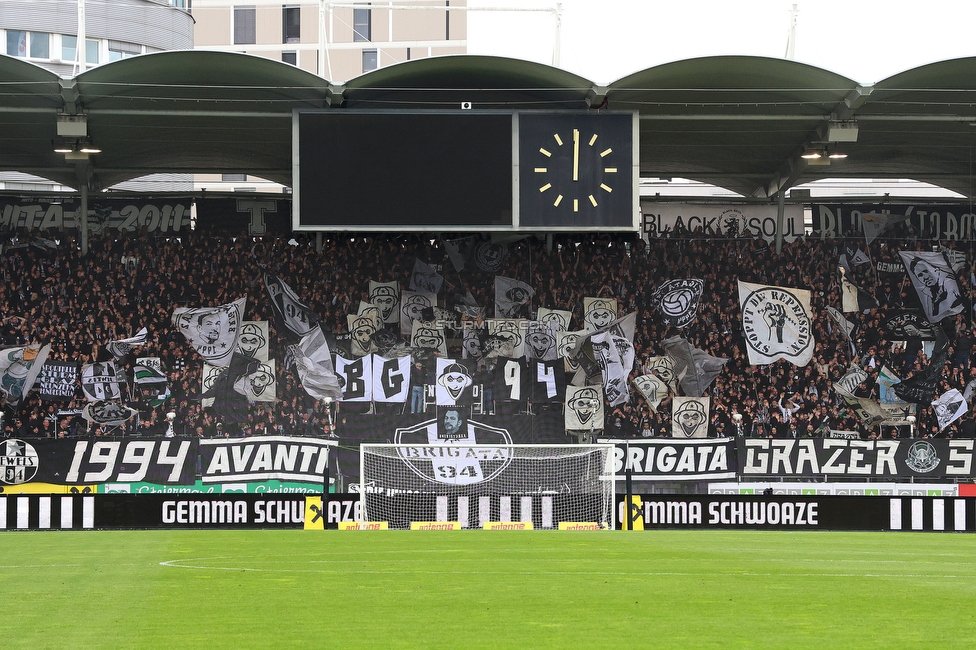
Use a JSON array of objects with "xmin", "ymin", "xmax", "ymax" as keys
[
  {"xmin": 774, "ymin": 190, "xmax": 785, "ymax": 254},
  {"xmin": 79, "ymin": 182, "xmax": 88, "ymax": 257}
]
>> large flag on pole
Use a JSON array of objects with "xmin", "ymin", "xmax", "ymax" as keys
[
  {"xmin": 662, "ymin": 336, "xmax": 728, "ymax": 397},
  {"xmin": 737, "ymin": 281, "xmax": 814, "ymax": 367},
  {"xmin": 898, "ymin": 251, "xmax": 964, "ymax": 323},
  {"xmin": 263, "ymin": 272, "xmax": 320, "ymax": 339},
  {"xmin": 106, "ymin": 327, "xmax": 148, "ymax": 359},
  {"xmin": 172, "ymin": 297, "xmax": 246, "ymax": 368},
  {"xmin": 652, "ymin": 279, "xmax": 704, "ymax": 328},
  {"xmin": 291, "ymin": 326, "xmax": 342, "ymax": 401},
  {"xmin": 932, "ymin": 388, "xmax": 967, "ymax": 432},
  {"xmin": 0, "ymin": 344, "xmax": 51, "ymax": 409},
  {"xmin": 494, "ymin": 276, "xmax": 534, "ymax": 319}
]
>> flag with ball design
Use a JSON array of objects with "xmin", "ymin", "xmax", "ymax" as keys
[{"xmin": 652, "ymin": 279, "xmax": 704, "ymax": 328}]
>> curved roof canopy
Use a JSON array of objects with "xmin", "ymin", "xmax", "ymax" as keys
[{"xmin": 2, "ymin": 51, "xmax": 976, "ymax": 198}]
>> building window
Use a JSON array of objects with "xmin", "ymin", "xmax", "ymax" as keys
[
  {"xmin": 30, "ymin": 32, "xmax": 49, "ymax": 59},
  {"xmin": 108, "ymin": 40, "xmax": 141, "ymax": 62},
  {"xmin": 6, "ymin": 31, "xmax": 26, "ymax": 57},
  {"xmin": 282, "ymin": 6, "xmax": 300, "ymax": 43},
  {"xmin": 234, "ymin": 6, "xmax": 256, "ymax": 45},
  {"xmin": 353, "ymin": 5, "xmax": 371, "ymax": 42},
  {"xmin": 362, "ymin": 49, "xmax": 377, "ymax": 72},
  {"xmin": 282, "ymin": 51, "xmax": 297, "ymax": 66},
  {"xmin": 62, "ymin": 35, "xmax": 98, "ymax": 63},
  {"xmin": 222, "ymin": 174, "xmax": 247, "ymax": 182},
  {"xmin": 86, "ymin": 38, "xmax": 99, "ymax": 64}
]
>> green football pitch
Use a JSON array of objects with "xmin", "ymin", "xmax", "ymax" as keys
[{"xmin": 2, "ymin": 530, "xmax": 975, "ymax": 649}]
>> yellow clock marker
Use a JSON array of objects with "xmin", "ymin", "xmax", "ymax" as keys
[
  {"xmin": 600, "ymin": 148, "xmax": 612, "ymax": 158},
  {"xmin": 588, "ymin": 195, "xmax": 598, "ymax": 207},
  {"xmin": 573, "ymin": 199, "xmax": 579, "ymax": 212},
  {"xmin": 554, "ymin": 195, "xmax": 563, "ymax": 207},
  {"xmin": 539, "ymin": 183, "xmax": 551, "ymax": 192},
  {"xmin": 534, "ymin": 167, "xmax": 547, "ymax": 173},
  {"xmin": 540, "ymin": 148, "xmax": 551, "ymax": 157},
  {"xmin": 588, "ymin": 134, "xmax": 598, "ymax": 146},
  {"xmin": 604, "ymin": 167, "xmax": 617, "ymax": 173},
  {"xmin": 572, "ymin": 129, "xmax": 579, "ymax": 181},
  {"xmin": 600, "ymin": 184, "xmax": 612, "ymax": 193},
  {"xmin": 553, "ymin": 133, "xmax": 563, "ymax": 146}
]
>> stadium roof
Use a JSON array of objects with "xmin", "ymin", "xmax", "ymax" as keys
[{"xmin": 3, "ymin": 50, "xmax": 976, "ymax": 198}]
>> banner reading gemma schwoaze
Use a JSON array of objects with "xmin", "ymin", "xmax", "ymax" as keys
[{"xmin": 737, "ymin": 282, "xmax": 814, "ymax": 367}]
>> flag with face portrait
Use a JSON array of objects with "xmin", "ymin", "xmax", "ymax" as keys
[
  {"xmin": 81, "ymin": 361, "xmax": 124, "ymax": 402},
  {"xmin": 434, "ymin": 358, "xmax": 474, "ymax": 407},
  {"xmin": 633, "ymin": 374, "xmax": 668, "ymax": 412},
  {"xmin": 537, "ymin": 308, "xmax": 573, "ymax": 333},
  {"xmin": 236, "ymin": 321, "xmax": 270, "ymax": 361},
  {"xmin": 105, "ymin": 327, "xmax": 148, "ymax": 359},
  {"xmin": 494, "ymin": 276, "xmax": 534, "ymax": 319},
  {"xmin": 671, "ymin": 396, "xmax": 710, "ymax": 438},
  {"xmin": 462, "ymin": 326, "xmax": 486, "ymax": 361},
  {"xmin": 565, "ymin": 385, "xmax": 604, "ymax": 430},
  {"xmin": 234, "ymin": 358, "xmax": 276, "ymax": 403},
  {"xmin": 486, "ymin": 319, "xmax": 527, "ymax": 359},
  {"xmin": 898, "ymin": 251, "xmax": 964, "ymax": 323},
  {"xmin": 409, "ymin": 258, "xmax": 444, "ymax": 295},
  {"xmin": 263, "ymin": 273, "xmax": 319, "ymax": 340},
  {"xmin": 582, "ymin": 297, "xmax": 617, "ymax": 332},
  {"xmin": 172, "ymin": 297, "xmax": 246, "ymax": 368},
  {"xmin": 932, "ymin": 388, "xmax": 967, "ymax": 432},
  {"xmin": 556, "ymin": 330, "xmax": 585, "ymax": 374},
  {"xmin": 524, "ymin": 321, "xmax": 558, "ymax": 361},
  {"xmin": 368, "ymin": 281, "xmax": 401, "ymax": 325},
  {"xmin": 737, "ymin": 282, "xmax": 814, "ymax": 367},
  {"xmin": 400, "ymin": 290, "xmax": 436, "ymax": 337},
  {"xmin": 411, "ymin": 320, "xmax": 448, "ymax": 357},
  {"xmin": 652, "ymin": 279, "xmax": 704, "ymax": 328},
  {"xmin": 357, "ymin": 302, "xmax": 384, "ymax": 329},
  {"xmin": 644, "ymin": 356, "xmax": 678, "ymax": 393},
  {"xmin": 347, "ymin": 312, "xmax": 380, "ymax": 357}
]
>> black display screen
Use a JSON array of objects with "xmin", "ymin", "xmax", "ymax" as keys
[{"xmin": 296, "ymin": 111, "xmax": 513, "ymax": 230}]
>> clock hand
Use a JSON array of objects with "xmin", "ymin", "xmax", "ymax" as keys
[{"xmin": 573, "ymin": 129, "xmax": 579, "ymax": 182}]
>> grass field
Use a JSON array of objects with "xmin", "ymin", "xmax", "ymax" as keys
[{"xmin": 2, "ymin": 530, "xmax": 975, "ymax": 649}]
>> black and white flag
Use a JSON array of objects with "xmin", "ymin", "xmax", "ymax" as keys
[
  {"xmin": 537, "ymin": 308, "xmax": 573, "ymax": 333},
  {"xmin": 565, "ymin": 385, "xmax": 604, "ymax": 431},
  {"xmin": 172, "ymin": 297, "xmax": 246, "ymax": 368},
  {"xmin": 409, "ymin": 258, "xmax": 444, "ymax": 295},
  {"xmin": 582, "ymin": 297, "xmax": 617, "ymax": 333},
  {"xmin": 529, "ymin": 359, "xmax": 566, "ymax": 404},
  {"xmin": 825, "ymin": 306, "xmax": 856, "ymax": 341},
  {"xmin": 737, "ymin": 281, "xmax": 814, "ymax": 367},
  {"xmin": 462, "ymin": 326, "xmax": 486, "ymax": 361},
  {"xmin": 82, "ymin": 401, "xmax": 139, "ymax": 427},
  {"xmin": 133, "ymin": 361, "xmax": 170, "ymax": 408},
  {"xmin": 411, "ymin": 320, "xmax": 448, "ymax": 357},
  {"xmin": 653, "ymin": 279, "xmax": 704, "ymax": 328},
  {"xmin": 200, "ymin": 353, "xmax": 256, "ymax": 423},
  {"xmin": 106, "ymin": 327, "xmax": 148, "ymax": 359},
  {"xmin": 899, "ymin": 251, "xmax": 964, "ymax": 323},
  {"xmin": 291, "ymin": 325, "xmax": 342, "ymax": 401},
  {"xmin": 839, "ymin": 245, "xmax": 871, "ymax": 272},
  {"xmin": 236, "ymin": 321, "xmax": 270, "ymax": 361},
  {"xmin": 556, "ymin": 330, "xmax": 584, "ymax": 374},
  {"xmin": 37, "ymin": 361, "xmax": 78, "ymax": 401},
  {"xmin": 662, "ymin": 336, "xmax": 728, "ymax": 397},
  {"xmin": 371, "ymin": 354, "xmax": 411, "ymax": 403},
  {"xmin": 472, "ymin": 239, "xmax": 508, "ymax": 273},
  {"xmin": 940, "ymin": 247, "xmax": 967, "ymax": 275},
  {"xmin": 486, "ymin": 319, "xmax": 527, "ymax": 359},
  {"xmin": 932, "ymin": 388, "xmax": 967, "ymax": 432},
  {"xmin": 400, "ymin": 290, "xmax": 436, "ymax": 337},
  {"xmin": 633, "ymin": 374, "xmax": 668, "ymax": 412},
  {"xmin": 233, "ymin": 358, "xmax": 276, "ymax": 403},
  {"xmin": 882, "ymin": 310, "xmax": 939, "ymax": 340},
  {"xmin": 335, "ymin": 354, "xmax": 373, "ymax": 402},
  {"xmin": 368, "ymin": 281, "xmax": 401, "ymax": 325},
  {"xmin": 81, "ymin": 362, "xmax": 124, "ymax": 402},
  {"xmin": 590, "ymin": 332, "xmax": 629, "ymax": 408},
  {"xmin": 840, "ymin": 268, "xmax": 878, "ymax": 313},
  {"xmin": 644, "ymin": 356, "xmax": 678, "ymax": 392},
  {"xmin": 672, "ymin": 396, "xmax": 710, "ymax": 438},
  {"xmin": 263, "ymin": 273, "xmax": 319, "ymax": 339},
  {"xmin": 862, "ymin": 212, "xmax": 910, "ymax": 245},
  {"xmin": 434, "ymin": 358, "xmax": 474, "ymax": 407},
  {"xmin": 0, "ymin": 344, "xmax": 51, "ymax": 409},
  {"xmin": 443, "ymin": 236, "xmax": 475, "ymax": 272},
  {"xmin": 524, "ymin": 321, "xmax": 558, "ymax": 361},
  {"xmin": 494, "ymin": 276, "xmax": 534, "ymax": 319},
  {"xmin": 347, "ymin": 312, "xmax": 379, "ymax": 357}
]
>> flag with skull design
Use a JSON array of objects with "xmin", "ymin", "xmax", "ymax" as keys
[
  {"xmin": 565, "ymin": 385, "xmax": 605, "ymax": 431},
  {"xmin": 671, "ymin": 396, "xmax": 710, "ymax": 438}
]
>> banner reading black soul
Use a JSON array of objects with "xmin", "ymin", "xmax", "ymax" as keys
[
  {"xmin": 615, "ymin": 494, "xmax": 976, "ymax": 532},
  {"xmin": 811, "ymin": 203, "xmax": 976, "ymax": 241},
  {"xmin": 601, "ymin": 438, "xmax": 736, "ymax": 481},
  {"xmin": 738, "ymin": 438, "xmax": 976, "ymax": 479}
]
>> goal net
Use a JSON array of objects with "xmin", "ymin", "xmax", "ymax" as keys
[{"xmin": 359, "ymin": 444, "xmax": 615, "ymax": 529}]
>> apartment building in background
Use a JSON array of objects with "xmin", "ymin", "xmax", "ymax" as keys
[{"xmin": 192, "ymin": 1, "xmax": 467, "ymax": 192}]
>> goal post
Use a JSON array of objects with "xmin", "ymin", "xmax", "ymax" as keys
[{"xmin": 359, "ymin": 444, "xmax": 616, "ymax": 530}]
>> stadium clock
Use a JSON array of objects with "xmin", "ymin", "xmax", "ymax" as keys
[{"xmin": 517, "ymin": 112, "xmax": 636, "ymax": 230}]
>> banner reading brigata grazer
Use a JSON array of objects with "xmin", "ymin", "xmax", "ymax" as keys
[
  {"xmin": 601, "ymin": 438, "xmax": 736, "ymax": 481},
  {"xmin": 738, "ymin": 438, "xmax": 976, "ymax": 479}
]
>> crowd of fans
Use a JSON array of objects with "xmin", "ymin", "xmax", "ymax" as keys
[{"xmin": 0, "ymin": 219, "xmax": 973, "ymax": 442}]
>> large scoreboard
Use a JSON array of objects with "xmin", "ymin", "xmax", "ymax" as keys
[{"xmin": 293, "ymin": 110, "xmax": 637, "ymax": 232}]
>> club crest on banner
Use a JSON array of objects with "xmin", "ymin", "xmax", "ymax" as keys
[
  {"xmin": 473, "ymin": 240, "xmax": 508, "ymax": 273},
  {"xmin": 654, "ymin": 279, "xmax": 704, "ymax": 328},
  {"xmin": 394, "ymin": 416, "xmax": 513, "ymax": 485},
  {"xmin": 738, "ymin": 282, "xmax": 814, "ymax": 366},
  {"xmin": 0, "ymin": 439, "xmax": 38, "ymax": 484}
]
